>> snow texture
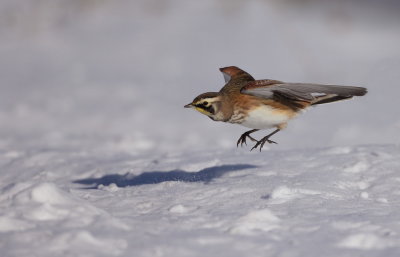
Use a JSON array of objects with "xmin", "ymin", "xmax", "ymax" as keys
[
  {"xmin": 1, "ymin": 0, "xmax": 400, "ymax": 256},
  {"xmin": 2, "ymin": 145, "xmax": 400, "ymax": 257}
]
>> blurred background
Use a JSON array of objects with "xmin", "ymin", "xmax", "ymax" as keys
[{"xmin": 1, "ymin": 0, "xmax": 400, "ymax": 155}]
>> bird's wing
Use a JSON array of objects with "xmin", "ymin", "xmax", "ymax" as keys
[
  {"xmin": 221, "ymin": 70, "xmax": 232, "ymax": 83},
  {"xmin": 241, "ymin": 80, "xmax": 367, "ymax": 103},
  {"xmin": 219, "ymin": 66, "xmax": 255, "ymax": 83}
]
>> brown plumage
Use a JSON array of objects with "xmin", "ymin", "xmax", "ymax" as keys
[{"xmin": 185, "ymin": 66, "xmax": 367, "ymax": 151}]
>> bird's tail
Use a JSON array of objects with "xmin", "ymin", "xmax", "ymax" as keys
[{"xmin": 310, "ymin": 85, "xmax": 367, "ymax": 106}]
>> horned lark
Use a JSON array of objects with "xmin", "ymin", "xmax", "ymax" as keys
[{"xmin": 185, "ymin": 66, "xmax": 367, "ymax": 151}]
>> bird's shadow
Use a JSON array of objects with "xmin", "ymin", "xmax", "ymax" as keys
[{"xmin": 73, "ymin": 164, "xmax": 257, "ymax": 189}]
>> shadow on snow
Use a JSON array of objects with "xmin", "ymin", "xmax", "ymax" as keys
[{"xmin": 73, "ymin": 164, "xmax": 257, "ymax": 188}]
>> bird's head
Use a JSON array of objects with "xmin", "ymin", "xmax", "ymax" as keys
[{"xmin": 184, "ymin": 92, "xmax": 224, "ymax": 121}]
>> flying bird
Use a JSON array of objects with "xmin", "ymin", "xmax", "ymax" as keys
[{"xmin": 185, "ymin": 66, "xmax": 367, "ymax": 151}]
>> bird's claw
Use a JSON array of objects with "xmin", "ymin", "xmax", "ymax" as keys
[
  {"xmin": 236, "ymin": 132, "xmax": 258, "ymax": 147},
  {"xmin": 250, "ymin": 137, "xmax": 278, "ymax": 152}
]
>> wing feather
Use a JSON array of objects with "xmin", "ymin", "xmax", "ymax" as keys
[{"xmin": 241, "ymin": 81, "xmax": 367, "ymax": 103}]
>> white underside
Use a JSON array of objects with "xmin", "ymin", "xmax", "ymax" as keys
[{"xmin": 239, "ymin": 105, "xmax": 293, "ymax": 129}]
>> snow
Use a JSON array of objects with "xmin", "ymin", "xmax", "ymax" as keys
[
  {"xmin": 228, "ymin": 208, "xmax": 281, "ymax": 235},
  {"xmin": 1, "ymin": 0, "xmax": 400, "ymax": 256},
  {"xmin": 2, "ymin": 145, "xmax": 400, "ymax": 256},
  {"xmin": 338, "ymin": 233, "xmax": 395, "ymax": 250}
]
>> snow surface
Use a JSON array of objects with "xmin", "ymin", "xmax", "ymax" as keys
[
  {"xmin": 2, "ymin": 145, "xmax": 400, "ymax": 256},
  {"xmin": 1, "ymin": 0, "xmax": 400, "ymax": 256}
]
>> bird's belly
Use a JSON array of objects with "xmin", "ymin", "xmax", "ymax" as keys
[{"xmin": 238, "ymin": 105, "xmax": 292, "ymax": 129}]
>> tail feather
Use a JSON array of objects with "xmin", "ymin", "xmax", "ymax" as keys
[
  {"xmin": 310, "ymin": 85, "xmax": 367, "ymax": 105},
  {"xmin": 311, "ymin": 95, "xmax": 353, "ymax": 105}
]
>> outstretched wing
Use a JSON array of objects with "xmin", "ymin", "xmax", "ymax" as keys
[
  {"xmin": 219, "ymin": 66, "xmax": 255, "ymax": 83},
  {"xmin": 241, "ymin": 80, "xmax": 367, "ymax": 105}
]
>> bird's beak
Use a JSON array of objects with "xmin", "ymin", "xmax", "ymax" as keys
[{"xmin": 184, "ymin": 103, "xmax": 194, "ymax": 108}]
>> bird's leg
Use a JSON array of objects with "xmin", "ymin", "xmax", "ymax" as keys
[
  {"xmin": 237, "ymin": 129, "xmax": 259, "ymax": 147},
  {"xmin": 251, "ymin": 129, "xmax": 280, "ymax": 152}
]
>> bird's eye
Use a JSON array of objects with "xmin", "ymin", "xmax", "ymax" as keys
[{"xmin": 203, "ymin": 101, "xmax": 208, "ymax": 106}]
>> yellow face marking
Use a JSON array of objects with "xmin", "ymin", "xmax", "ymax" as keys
[
  {"xmin": 192, "ymin": 98, "xmax": 216, "ymax": 116},
  {"xmin": 195, "ymin": 106, "xmax": 211, "ymax": 116}
]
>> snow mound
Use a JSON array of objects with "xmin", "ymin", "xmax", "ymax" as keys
[
  {"xmin": 10, "ymin": 182, "xmax": 103, "ymax": 223},
  {"xmin": 338, "ymin": 233, "xmax": 395, "ymax": 250},
  {"xmin": 30, "ymin": 182, "xmax": 72, "ymax": 204},
  {"xmin": 269, "ymin": 185, "xmax": 321, "ymax": 204},
  {"xmin": 169, "ymin": 204, "xmax": 197, "ymax": 214},
  {"xmin": 343, "ymin": 160, "xmax": 369, "ymax": 173},
  {"xmin": 47, "ymin": 230, "xmax": 127, "ymax": 256},
  {"xmin": 229, "ymin": 209, "xmax": 281, "ymax": 235}
]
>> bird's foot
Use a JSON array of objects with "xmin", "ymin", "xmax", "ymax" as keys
[
  {"xmin": 237, "ymin": 130, "xmax": 258, "ymax": 147},
  {"xmin": 250, "ymin": 136, "xmax": 277, "ymax": 152}
]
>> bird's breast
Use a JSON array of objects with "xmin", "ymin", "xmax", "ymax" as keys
[{"xmin": 233, "ymin": 105, "xmax": 295, "ymax": 129}]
